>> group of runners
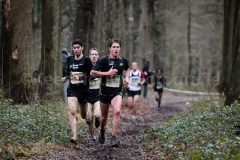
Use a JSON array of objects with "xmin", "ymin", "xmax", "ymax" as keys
[{"xmin": 61, "ymin": 38, "xmax": 166, "ymax": 147}]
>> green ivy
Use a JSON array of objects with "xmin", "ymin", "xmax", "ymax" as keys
[
  {"xmin": 141, "ymin": 100, "xmax": 240, "ymax": 159},
  {"xmin": 0, "ymin": 98, "xmax": 87, "ymax": 159}
]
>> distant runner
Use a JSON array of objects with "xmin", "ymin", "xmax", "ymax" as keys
[
  {"xmin": 153, "ymin": 68, "xmax": 166, "ymax": 110},
  {"xmin": 127, "ymin": 62, "xmax": 145, "ymax": 118}
]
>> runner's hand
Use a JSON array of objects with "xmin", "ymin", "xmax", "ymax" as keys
[
  {"xmin": 61, "ymin": 77, "xmax": 67, "ymax": 83},
  {"xmin": 72, "ymin": 73, "xmax": 79, "ymax": 81},
  {"xmin": 108, "ymin": 66, "xmax": 118, "ymax": 76},
  {"xmin": 124, "ymin": 77, "xmax": 129, "ymax": 87}
]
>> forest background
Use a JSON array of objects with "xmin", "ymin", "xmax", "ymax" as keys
[{"xmin": 1, "ymin": 0, "xmax": 239, "ymax": 106}]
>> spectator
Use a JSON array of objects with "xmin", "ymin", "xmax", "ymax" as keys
[
  {"xmin": 142, "ymin": 60, "xmax": 152, "ymax": 98},
  {"xmin": 62, "ymin": 48, "xmax": 70, "ymax": 99}
]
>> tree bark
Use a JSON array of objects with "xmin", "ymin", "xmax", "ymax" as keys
[
  {"xmin": 74, "ymin": 0, "xmax": 94, "ymax": 53},
  {"xmin": 41, "ymin": 0, "xmax": 61, "ymax": 99},
  {"xmin": 219, "ymin": 0, "xmax": 236, "ymax": 95},
  {"xmin": 1, "ymin": 0, "xmax": 32, "ymax": 103},
  {"xmin": 187, "ymin": 2, "xmax": 192, "ymax": 86},
  {"xmin": 225, "ymin": 0, "xmax": 240, "ymax": 105}
]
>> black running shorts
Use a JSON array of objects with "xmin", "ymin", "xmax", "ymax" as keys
[
  {"xmin": 127, "ymin": 90, "xmax": 141, "ymax": 97},
  {"xmin": 99, "ymin": 92, "xmax": 123, "ymax": 104}
]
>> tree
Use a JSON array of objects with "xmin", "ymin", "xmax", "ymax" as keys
[
  {"xmin": 74, "ymin": 0, "xmax": 94, "ymax": 53},
  {"xmin": 219, "ymin": 0, "xmax": 236, "ymax": 97},
  {"xmin": 41, "ymin": 0, "xmax": 61, "ymax": 99},
  {"xmin": 1, "ymin": 0, "xmax": 32, "ymax": 103},
  {"xmin": 224, "ymin": 0, "xmax": 240, "ymax": 105}
]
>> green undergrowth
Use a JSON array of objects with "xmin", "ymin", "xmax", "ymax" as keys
[
  {"xmin": 141, "ymin": 100, "xmax": 240, "ymax": 159},
  {"xmin": 0, "ymin": 98, "xmax": 87, "ymax": 159}
]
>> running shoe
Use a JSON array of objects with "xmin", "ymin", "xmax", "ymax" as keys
[
  {"xmin": 98, "ymin": 133, "xmax": 105, "ymax": 144},
  {"xmin": 110, "ymin": 136, "xmax": 118, "ymax": 147},
  {"xmin": 69, "ymin": 137, "xmax": 78, "ymax": 144},
  {"xmin": 90, "ymin": 139, "xmax": 96, "ymax": 145},
  {"xmin": 95, "ymin": 118, "xmax": 100, "ymax": 128}
]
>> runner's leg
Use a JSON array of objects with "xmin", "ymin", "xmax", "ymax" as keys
[
  {"xmin": 111, "ymin": 95, "xmax": 122, "ymax": 136},
  {"xmin": 158, "ymin": 92, "xmax": 163, "ymax": 108},
  {"xmin": 132, "ymin": 95, "xmax": 139, "ymax": 115},
  {"xmin": 68, "ymin": 97, "xmax": 78, "ymax": 138},
  {"xmin": 127, "ymin": 96, "xmax": 133, "ymax": 113},
  {"xmin": 93, "ymin": 101, "xmax": 101, "ymax": 128},
  {"xmin": 100, "ymin": 102, "xmax": 110, "ymax": 130},
  {"xmin": 79, "ymin": 102, "xmax": 87, "ymax": 119},
  {"xmin": 87, "ymin": 103, "xmax": 95, "ymax": 140},
  {"xmin": 154, "ymin": 91, "xmax": 159, "ymax": 102}
]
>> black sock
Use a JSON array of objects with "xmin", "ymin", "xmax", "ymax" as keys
[
  {"xmin": 112, "ymin": 135, "xmax": 116, "ymax": 139},
  {"xmin": 100, "ymin": 129, "xmax": 105, "ymax": 134}
]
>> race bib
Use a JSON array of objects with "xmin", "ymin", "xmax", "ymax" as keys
[
  {"xmin": 106, "ymin": 75, "xmax": 121, "ymax": 87},
  {"xmin": 156, "ymin": 82, "xmax": 163, "ymax": 89},
  {"xmin": 70, "ymin": 72, "xmax": 84, "ymax": 84},
  {"xmin": 90, "ymin": 78, "xmax": 100, "ymax": 89},
  {"xmin": 131, "ymin": 77, "xmax": 140, "ymax": 84}
]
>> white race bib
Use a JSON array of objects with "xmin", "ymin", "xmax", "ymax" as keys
[
  {"xmin": 70, "ymin": 72, "xmax": 84, "ymax": 84},
  {"xmin": 90, "ymin": 78, "xmax": 100, "ymax": 89},
  {"xmin": 106, "ymin": 75, "xmax": 121, "ymax": 88},
  {"xmin": 156, "ymin": 82, "xmax": 163, "ymax": 89}
]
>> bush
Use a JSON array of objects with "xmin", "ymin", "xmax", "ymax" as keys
[
  {"xmin": 0, "ymin": 98, "xmax": 86, "ymax": 159},
  {"xmin": 141, "ymin": 100, "xmax": 240, "ymax": 159}
]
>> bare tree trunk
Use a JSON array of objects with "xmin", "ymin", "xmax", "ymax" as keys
[
  {"xmin": 41, "ymin": 0, "xmax": 61, "ymax": 99},
  {"xmin": 1, "ymin": 0, "xmax": 32, "ymax": 103},
  {"xmin": 219, "ymin": 0, "xmax": 236, "ymax": 95},
  {"xmin": 187, "ymin": 2, "xmax": 192, "ymax": 86},
  {"xmin": 225, "ymin": 0, "xmax": 240, "ymax": 105},
  {"xmin": 74, "ymin": 0, "xmax": 94, "ymax": 53}
]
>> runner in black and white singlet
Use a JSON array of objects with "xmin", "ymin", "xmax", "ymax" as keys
[
  {"xmin": 153, "ymin": 68, "xmax": 166, "ymax": 111},
  {"xmin": 61, "ymin": 39, "xmax": 93, "ymax": 144},
  {"xmin": 86, "ymin": 48, "xmax": 101, "ymax": 145},
  {"xmin": 90, "ymin": 38, "xmax": 129, "ymax": 147},
  {"xmin": 127, "ymin": 62, "xmax": 145, "ymax": 117}
]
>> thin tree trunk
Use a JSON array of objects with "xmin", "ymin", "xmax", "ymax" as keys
[
  {"xmin": 187, "ymin": 3, "xmax": 192, "ymax": 86},
  {"xmin": 41, "ymin": 0, "xmax": 61, "ymax": 99},
  {"xmin": 219, "ymin": 0, "xmax": 236, "ymax": 95},
  {"xmin": 225, "ymin": 0, "xmax": 240, "ymax": 105},
  {"xmin": 74, "ymin": 0, "xmax": 94, "ymax": 53}
]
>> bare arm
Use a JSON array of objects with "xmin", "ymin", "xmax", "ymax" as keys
[
  {"xmin": 123, "ymin": 68, "xmax": 130, "ymax": 87},
  {"xmin": 140, "ymin": 77, "xmax": 146, "ymax": 85},
  {"xmin": 90, "ymin": 66, "xmax": 118, "ymax": 77}
]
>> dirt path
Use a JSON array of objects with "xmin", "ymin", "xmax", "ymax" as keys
[{"xmin": 28, "ymin": 94, "xmax": 198, "ymax": 160}]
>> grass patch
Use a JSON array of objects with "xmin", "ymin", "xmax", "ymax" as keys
[
  {"xmin": 141, "ymin": 100, "xmax": 240, "ymax": 159},
  {"xmin": 0, "ymin": 98, "xmax": 87, "ymax": 159}
]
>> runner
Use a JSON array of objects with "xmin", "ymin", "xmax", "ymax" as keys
[
  {"xmin": 90, "ymin": 38, "xmax": 129, "ymax": 147},
  {"xmin": 86, "ymin": 48, "xmax": 101, "ymax": 145},
  {"xmin": 153, "ymin": 68, "xmax": 166, "ymax": 111},
  {"xmin": 127, "ymin": 62, "xmax": 145, "ymax": 118},
  {"xmin": 61, "ymin": 39, "xmax": 93, "ymax": 144}
]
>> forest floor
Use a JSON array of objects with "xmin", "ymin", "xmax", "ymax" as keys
[{"xmin": 26, "ymin": 91, "xmax": 200, "ymax": 160}]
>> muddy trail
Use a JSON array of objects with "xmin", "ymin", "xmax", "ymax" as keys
[{"xmin": 29, "ymin": 94, "xmax": 198, "ymax": 160}]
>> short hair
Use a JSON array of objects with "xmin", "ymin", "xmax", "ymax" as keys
[
  {"xmin": 61, "ymin": 48, "xmax": 68, "ymax": 54},
  {"xmin": 156, "ymin": 68, "xmax": 163, "ymax": 73},
  {"xmin": 108, "ymin": 38, "xmax": 121, "ymax": 48},
  {"xmin": 89, "ymin": 48, "xmax": 99, "ymax": 55},
  {"xmin": 132, "ymin": 61, "xmax": 138, "ymax": 65},
  {"xmin": 72, "ymin": 39, "xmax": 83, "ymax": 47}
]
